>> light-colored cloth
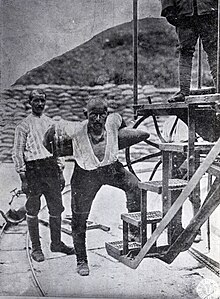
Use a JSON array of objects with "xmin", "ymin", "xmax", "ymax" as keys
[
  {"xmin": 12, "ymin": 114, "xmax": 53, "ymax": 173},
  {"xmin": 60, "ymin": 113, "xmax": 122, "ymax": 170},
  {"xmin": 163, "ymin": 116, "xmax": 188, "ymax": 143}
]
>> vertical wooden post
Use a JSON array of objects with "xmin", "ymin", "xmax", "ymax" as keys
[
  {"xmin": 162, "ymin": 150, "xmax": 173, "ymax": 244},
  {"xmin": 141, "ymin": 189, "xmax": 147, "ymax": 247},
  {"xmin": 133, "ymin": 0, "xmax": 138, "ymax": 119},
  {"xmin": 187, "ymin": 105, "xmax": 196, "ymax": 180},
  {"xmin": 162, "ymin": 151, "xmax": 171, "ymax": 217},
  {"xmin": 123, "ymin": 221, "xmax": 129, "ymax": 255},
  {"xmin": 197, "ymin": 37, "xmax": 202, "ymax": 89},
  {"xmin": 187, "ymin": 104, "xmax": 197, "ymax": 222},
  {"xmin": 217, "ymin": 0, "xmax": 220, "ymax": 93},
  {"xmin": 207, "ymin": 174, "xmax": 212, "ymax": 251}
]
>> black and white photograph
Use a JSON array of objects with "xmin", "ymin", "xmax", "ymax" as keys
[{"xmin": 0, "ymin": 1, "xmax": 220, "ymax": 298}]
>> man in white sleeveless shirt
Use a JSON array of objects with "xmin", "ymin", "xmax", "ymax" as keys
[{"xmin": 48, "ymin": 98, "xmax": 149, "ymax": 276}]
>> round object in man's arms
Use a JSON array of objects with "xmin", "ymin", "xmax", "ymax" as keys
[
  {"xmin": 43, "ymin": 126, "xmax": 73, "ymax": 157},
  {"xmin": 118, "ymin": 127, "xmax": 150, "ymax": 150}
]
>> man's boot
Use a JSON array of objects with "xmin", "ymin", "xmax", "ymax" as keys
[
  {"xmin": 26, "ymin": 215, "xmax": 45, "ymax": 262},
  {"xmin": 168, "ymin": 91, "xmax": 187, "ymax": 103},
  {"xmin": 168, "ymin": 50, "xmax": 192, "ymax": 103},
  {"xmin": 73, "ymin": 232, "xmax": 89, "ymax": 276},
  {"xmin": 49, "ymin": 215, "xmax": 75, "ymax": 255}
]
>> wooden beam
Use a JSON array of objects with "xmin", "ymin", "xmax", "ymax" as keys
[
  {"xmin": 133, "ymin": 0, "xmax": 138, "ymax": 117},
  {"xmin": 217, "ymin": 0, "xmax": 220, "ymax": 93},
  {"xmin": 189, "ymin": 248, "xmax": 220, "ymax": 276},
  {"xmin": 197, "ymin": 37, "xmax": 202, "ymax": 89},
  {"xmin": 159, "ymin": 179, "xmax": 220, "ymax": 263},
  {"xmin": 118, "ymin": 137, "xmax": 220, "ymax": 269}
]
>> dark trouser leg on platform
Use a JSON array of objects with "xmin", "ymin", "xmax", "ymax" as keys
[
  {"xmin": 200, "ymin": 15, "xmax": 218, "ymax": 88},
  {"xmin": 49, "ymin": 215, "xmax": 75, "ymax": 255},
  {"xmin": 177, "ymin": 20, "xmax": 198, "ymax": 96},
  {"xmin": 26, "ymin": 214, "xmax": 44, "ymax": 262},
  {"xmin": 169, "ymin": 21, "xmax": 198, "ymax": 103},
  {"xmin": 178, "ymin": 51, "xmax": 193, "ymax": 97},
  {"xmin": 104, "ymin": 161, "xmax": 141, "ymax": 213},
  {"xmin": 106, "ymin": 161, "xmax": 141, "ymax": 241}
]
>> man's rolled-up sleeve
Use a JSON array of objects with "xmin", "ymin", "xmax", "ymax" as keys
[{"xmin": 12, "ymin": 126, "xmax": 27, "ymax": 173}]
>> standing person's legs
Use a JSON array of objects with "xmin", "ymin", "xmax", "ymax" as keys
[
  {"xmin": 26, "ymin": 214, "xmax": 45, "ymax": 262},
  {"xmin": 103, "ymin": 161, "xmax": 141, "ymax": 239},
  {"xmin": 169, "ymin": 19, "xmax": 198, "ymax": 102},
  {"xmin": 25, "ymin": 164, "xmax": 44, "ymax": 262},
  {"xmin": 178, "ymin": 21, "xmax": 198, "ymax": 96},
  {"xmin": 71, "ymin": 164, "xmax": 102, "ymax": 276},
  {"xmin": 200, "ymin": 15, "xmax": 218, "ymax": 88},
  {"xmin": 42, "ymin": 159, "xmax": 75, "ymax": 255},
  {"xmin": 105, "ymin": 161, "xmax": 141, "ymax": 213}
]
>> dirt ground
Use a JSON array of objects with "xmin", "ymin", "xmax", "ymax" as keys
[{"xmin": 0, "ymin": 162, "xmax": 220, "ymax": 299}]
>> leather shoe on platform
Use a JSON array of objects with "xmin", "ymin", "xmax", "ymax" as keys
[{"xmin": 168, "ymin": 92, "xmax": 186, "ymax": 103}]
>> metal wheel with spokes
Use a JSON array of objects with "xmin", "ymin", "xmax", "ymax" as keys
[{"xmin": 125, "ymin": 115, "xmax": 163, "ymax": 181}]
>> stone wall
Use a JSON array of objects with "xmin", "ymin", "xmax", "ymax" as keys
[{"xmin": 0, "ymin": 84, "xmax": 176, "ymax": 163}]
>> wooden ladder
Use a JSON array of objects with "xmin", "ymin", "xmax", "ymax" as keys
[{"xmin": 105, "ymin": 138, "xmax": 220, "ymax": 269}]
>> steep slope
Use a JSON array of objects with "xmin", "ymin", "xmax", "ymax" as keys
[
  {"xmin": 14, "ymin": 17, "xmax": 213, "ymax": 88},
  {"xmin": 14, "ymin": 18, "xmax": 179, "ymax": 88}
]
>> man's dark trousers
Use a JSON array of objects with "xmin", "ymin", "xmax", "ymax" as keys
[{"xmin": 71, "ymin": 161, "xmax": 141, "ymax": 263}]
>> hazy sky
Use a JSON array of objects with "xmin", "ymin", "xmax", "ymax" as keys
[{"xmin": 1, "ymin": 0, "xmax": 161, "ymax": 90}]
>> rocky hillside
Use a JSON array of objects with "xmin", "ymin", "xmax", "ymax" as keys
[
  {"xmin": 14, "ymin": 17, "xmax": 213, "ymax": 89},
  {"xmin": 14, "ymin": 18, "xmax": 181, "ymax": 88}
]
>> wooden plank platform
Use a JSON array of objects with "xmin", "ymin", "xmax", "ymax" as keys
[
  {"xmin": 106, "ymin": 240, "xmax": 141, "ymax": 256},
  {"xmin": 134, "ymin": 103, "xmax": 187, "ymax": 117},
  {"xmin": 159, "ymin": 142, "xmax": 214, "ymax": 153},
  {"xmin": 105, "ymin": 240, "xmax": 170, "ymax": 259},
  {"xmin": 106, "ymin": 138, "xmax": 220, "ymax": 269},
  {"xmin": 134, "ymin": 94, "xmax": 220, "ymax": 113},
  {"xmin": 186, "ymin": 94, "xmax": 220, "ymax": 104},
  {"xmin": 138, "ymin": 179, "xmax": 187, "ymax": 194},
  {"xmin": 121, "ymin": 211, "xmax": 162, "ymax": 227}
]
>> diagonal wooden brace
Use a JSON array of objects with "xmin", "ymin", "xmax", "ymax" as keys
[
  {"xmin": 159, "ymin": 179, "xmax": 220, "ymax": 264},
  {"xmin": 118, "ymin": 137, "xmax": 220, "ymax": 269}
]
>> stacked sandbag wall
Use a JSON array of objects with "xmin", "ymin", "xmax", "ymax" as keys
[{"xmin": 0, "ymin": 84, "xmax": 176, "ymax": 163}]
